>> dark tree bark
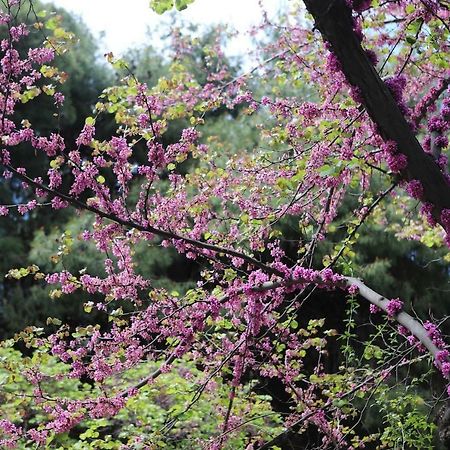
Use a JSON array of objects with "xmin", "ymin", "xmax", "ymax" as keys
[{"xmin": 302, "ymin": 0, "xmax": 450, "ymax": 225}]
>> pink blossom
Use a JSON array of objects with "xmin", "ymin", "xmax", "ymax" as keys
[
  {"xmin": 348, "ymin": 284, "xmax": 359, "ymax": 295},
  {"xmin": 386, "ymin": 298, "xmax": 403, "ymax": 317},
  {"xmin": 406, "ymin": 180, "xmax": 424, "ymax": 199},
  {"xmin": 27, "ymin": 429, "xmax": 48, "ymax": 445},
  {"xmin": 386, "ymin": 152, "xmax": 408, "ymax": 172},
  {"xmin": 76, "ymin": 124, "xmax": 95, "ymax": 146},
  {"xmin": 28, "ymin": 47, "xmax": 54, "ymax": 64},
  {"xmin": 54, "ymin": 92, "xmax": 65, "ymax": 105}
]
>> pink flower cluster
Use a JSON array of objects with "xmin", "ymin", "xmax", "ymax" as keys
[
  {"xmin": 0, "ymin": 419, "xmax": 21, "ymax": 448},
  {"xmin": 386, "ymin": 298, "xmax": 403, "ymax": 317},
  {"xmin": 384, "ymin": 75, "xmax": 409, "ymax": 116},
  {"xmin": 291, "ymin": 266, "xmax": 344, "ymax": 289},
  {"xmin": 382, "ymin": 140, "xmax": 408, "ymax": 173},
  {"xmin": 405, "ymin": 180, "xmax": 424, "ymax": 199}
]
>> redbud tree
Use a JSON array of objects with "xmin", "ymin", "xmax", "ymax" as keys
[{"xmin": 1, "ymin": 0, "xmax": 450, "ymax": 448}]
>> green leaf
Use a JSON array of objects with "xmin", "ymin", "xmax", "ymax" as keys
[
  {"xmin": 175, "ymin": 0, "xmax": 194, "ymax": 10},
  {"xmin": 149, "ymin": 0, "xmax": 194, "ymax": 13},
  {"xmin": 45, "ymin": 16, "xmax": 59, "ymax": 31},
  {"xmin": 149, "ymin": 0, "xmax": 174, "ymax": 14},
  {"xmin": 46, "ymin": 317, "xmax": 62, "ymax": 326}
]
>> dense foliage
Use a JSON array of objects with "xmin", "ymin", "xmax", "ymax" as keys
[{"xmin": 0, "ymin": 0, "xmax": 450, "ymax": 448}]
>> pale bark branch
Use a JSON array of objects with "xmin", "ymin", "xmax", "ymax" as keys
[{"xmin": 345, "ymin": 277, "xmax": 445, "ymax": 374}]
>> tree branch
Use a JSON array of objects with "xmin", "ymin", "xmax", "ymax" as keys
[
  {"xmin": 5, "ymin": 164, "xmax": 282, "ymax": 276},
  {"xmin": 302, "ymin": 0, "xmax": 450, "ymax": 225},
  {"xmin": 254, "ymin": 275, "xmax": 447, "ymax": 449},
  {"xmin": 345, "ymin": 277, "xmax": 446, "ymax": 373}
]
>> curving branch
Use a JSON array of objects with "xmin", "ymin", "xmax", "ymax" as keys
[
  {"xmin": 254, "ymin": 276, "xmax": 448, "ymax": 449},
  {"xmin": 5, "ymin": 164, "xmax": 282, "ymax": 277},
  {"xmin": 345, "ymin": 277, "xmax": 446, "ymax": 374},
  {"xmin": 234, "ymin": 276, "xmax": 446, "ymax": 376}
]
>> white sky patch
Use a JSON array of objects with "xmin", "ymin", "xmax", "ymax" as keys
[{"xmin": 48, "ymin": 0, "xmax": 289, "ymax": 58}]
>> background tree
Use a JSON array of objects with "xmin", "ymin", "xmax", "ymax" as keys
[{"xmin": 0, "ymin": 0, "xmax": 113, "ymax": 337}]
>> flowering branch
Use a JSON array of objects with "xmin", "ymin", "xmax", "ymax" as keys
[
  {"xmin": 249, "ymin": 275, "xmax": 449, "ymax": 378},
  {"xmin": 5, "ymin": 164, "xmax": 282, "ymax": 276},
  {"xmin": 345, "ymin": 277, "xmax": 448, "ymax": 376},
  {"xmin": 303, "ymin": 0, "xmax": 450, "ymax": 225}
]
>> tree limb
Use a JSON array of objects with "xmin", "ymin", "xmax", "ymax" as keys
[
  {"xmin": 345, "ymin": 277, "xmax": 446, "ymax": 373},
  {"xmin": 302, "ymin": 0, "xmax": 450, "ymax": 225}
]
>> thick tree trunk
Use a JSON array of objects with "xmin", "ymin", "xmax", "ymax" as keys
[{"xmin": 302, "ymin": 0, "xmax": 450, "ymax": 225}]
